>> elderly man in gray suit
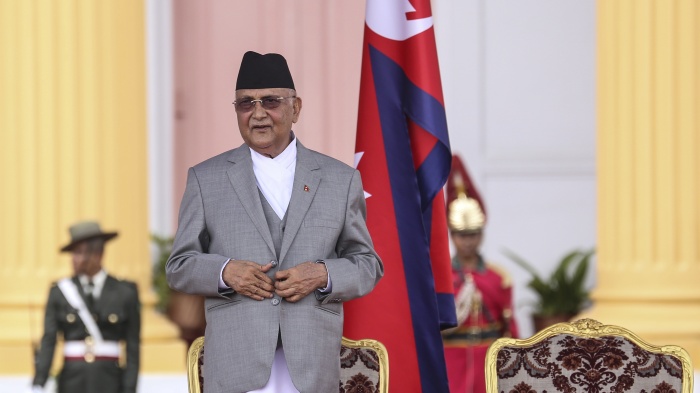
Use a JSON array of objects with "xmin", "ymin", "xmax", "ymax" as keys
[{"xmin": 166, "ymin": 51, "xmax": 383, "ymax": 393}]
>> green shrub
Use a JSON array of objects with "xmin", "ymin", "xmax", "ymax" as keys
[
  {"xmin": 503, "ymin": 248, "xmax": 595, "ymax": 317},
  {"xmin": 151, "ymin": 234, "xmax": 174, "ymax": 313}
]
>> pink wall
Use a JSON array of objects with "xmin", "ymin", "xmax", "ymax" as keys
[{"xmin": 172, "ymin": 1, "xmax": 365, "ymax": 229}]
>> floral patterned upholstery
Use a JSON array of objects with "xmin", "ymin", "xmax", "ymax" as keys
[
  {"xmin": 186, "ymin": 336, "xmax": 389, "ymax": 393},
  {"xmin": 339, "ymin": 337, "xmax": 388, "ymax": 393},
  {"xmin": 485, "ymin": 318, "xmax": 694, "ymax": 393}
]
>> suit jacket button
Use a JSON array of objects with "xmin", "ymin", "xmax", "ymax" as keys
[
  {"xmin": 270, "ymin": 260, "xmax": 278, "ymax": 268},
  {"xmin": 271, "ymin": 298, "xmax": 280, "ymax": 306}
]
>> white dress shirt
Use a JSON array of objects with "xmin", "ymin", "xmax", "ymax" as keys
[{"xmin": 79, "ymin": 269, "xmax": 108, "ymax": 299}]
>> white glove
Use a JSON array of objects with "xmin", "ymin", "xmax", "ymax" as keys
[{"xmin": 30, "ymin": 386, "xmax": 45, "ymax": 393}]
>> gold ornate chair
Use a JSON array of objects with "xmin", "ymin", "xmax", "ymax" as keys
[
  {"xmin": 187, "ymin": 336, "xmax": 389, "ymax": 393},
  {"xmin": 485, "ymin": 318, "xmax": 693, "ymax": 393}
]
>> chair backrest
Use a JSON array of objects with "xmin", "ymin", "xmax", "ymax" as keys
[
  {"xmin": 340, "ymin": 336, "xmax": 389, "ymax": 393},
  {"xmin": 186, "ymin": 336, "xmax": 204, "ymax": 393},
  {"xmin": 485, "ymin": 318, "xmax": 694, "ymax": 393},
  {"xmin": 186, "ymin": 336, "xmax": 389, "ymax": 393}
]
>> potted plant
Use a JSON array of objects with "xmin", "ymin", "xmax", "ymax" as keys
[
  {"xmin": 151, "ymin": 234, "xmax": 206, "ymax": 347},
  {"xmin": 503, "ymin": 248, "xmax": 595, "ymax": 332},
  {"xmin": 151, "ymin": 234, "xmax": 174, "ymax": 313}
]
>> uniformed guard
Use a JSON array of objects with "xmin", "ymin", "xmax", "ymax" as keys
[
  {"xmin": 31, "ymin": 220, "xmax": 141, "ymax": 393},
  {"xmin": 442, "ymin": 156, "xmax": 518, "ymax": 393}
]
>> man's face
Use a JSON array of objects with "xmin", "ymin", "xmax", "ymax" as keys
[
  {"xmin": 235, "ymin": 88, "xmax": 302, "ymax": 157},
  {"xmin": 71, "ymin": 242, "xmax": 103, "ymax": 277},
  {"xmin": 451, "ymin": 230, "xmax": 483, "ymax": 260}
]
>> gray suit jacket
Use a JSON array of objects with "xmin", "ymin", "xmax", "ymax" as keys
[{"xmin": 166, "ymin": 140, "xmax": 383, "ymax": 393}]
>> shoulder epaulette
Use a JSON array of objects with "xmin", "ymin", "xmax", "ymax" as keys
[
  {"xmin": 485, "ymin": 262, "xmax": 512, "ymax": 289},
  {"xmin": 50, "ymin": 277, "xmax": 70, "ymax": 287},
  {"xmin": 121, "ymin": 278, "xmax": 138, "ymax": 288},
  {"xmin": 119, "ymin": 276, "xmax": 135, "ymax": 283}
]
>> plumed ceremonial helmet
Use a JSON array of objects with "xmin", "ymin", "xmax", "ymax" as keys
[
  {"xmin": 448, "ymin": 191, "xmax": 486, "ymax": 233},
  {"xmin": 446, "ymin": 155, "xmax": 486, "ymax": 233}
]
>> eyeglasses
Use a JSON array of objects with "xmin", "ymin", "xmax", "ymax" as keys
[{"xmin": 233, "ymin": 96, "xmax": 296, "ymax": 112}]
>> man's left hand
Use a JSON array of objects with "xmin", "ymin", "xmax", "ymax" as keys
[{"xmin": 274, "ymin": 261, "xmax": 328, "ymax": 303}]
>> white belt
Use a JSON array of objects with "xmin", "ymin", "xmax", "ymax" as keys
[{"xmin": 64, "ymin": 340, "xmax": 120, "ymax": 357}]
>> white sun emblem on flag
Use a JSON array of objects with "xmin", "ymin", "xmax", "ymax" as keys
[{"xmin": 354, "ymin": 152, "xmax": 372, "ymax": 199}]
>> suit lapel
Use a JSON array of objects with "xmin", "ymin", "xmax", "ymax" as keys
[
  {"xmin": 71, "ymin": 276, "xmax": 90, "ymax": 311},
  {"xmin": 95, "ymin": 275, "xmax": 116, "ymax": 310},
  {"xmin": 279, "ymin": 142, "xmax": 320, "ymax": 263},
  {"xmin": 226, "ymin": 145, "xmax": 276, "ymax": 257},
  {"xmin": 72, "ymin": 276, "xmax": 84, "ymax": 297}
]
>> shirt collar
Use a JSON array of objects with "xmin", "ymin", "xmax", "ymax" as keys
[
  {"xmin": 452, "ymin": 254, "xmax": 487, "ymax": 274},
  {"xmin": 273, "ymin": 133, "xmax": 297, "ymax": 170},
  {"xmin": 79, "ymin": 269, "xmax": 107, "ymax": 288},
  {"xmin": 249, "ymin": 132, "xmax": 297, "ymax": 169}
]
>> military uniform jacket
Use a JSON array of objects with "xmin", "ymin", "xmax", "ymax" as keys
[
  {"xmin": 33, "ymin": 275, "xmax": 141, "ymax": 393},
  {"xmin": 443, "ymin": 255, "xmax": 517, "ymax": 393}
]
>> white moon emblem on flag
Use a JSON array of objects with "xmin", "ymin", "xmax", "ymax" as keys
[
  {"xmin": 365, "ymin": 0, "xmax": 433, "ymax": 41},
  {"xmin": 354, "ymin": 152, "xmax": 372, "ymax": 199}
]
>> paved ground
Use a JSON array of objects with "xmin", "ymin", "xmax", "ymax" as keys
[
  {"xmin": 0, "ymin": 374, "xmax": 188, "ymax": 393},
  {"xmin": 3, "ymin": 372, "xmax": 699, "ymax": 392}
]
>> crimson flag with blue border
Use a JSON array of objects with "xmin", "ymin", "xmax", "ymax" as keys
[{"xmin": 343, "ymin": 1, "xmax": 456, "ymax": 392}]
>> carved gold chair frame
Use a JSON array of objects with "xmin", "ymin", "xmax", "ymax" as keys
[
  {"xmin": 485, "ymin": 318, "xmax": 693, "ymax": 393},
  {"xmin": 186, "ymin": 336, "xmax": 390, "ymax": 393}
]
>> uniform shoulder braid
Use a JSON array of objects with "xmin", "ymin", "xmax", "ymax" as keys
[
  {"xmin": 111, "ymin": 276, "xmax": 139, "ymax": 293},
  {"xmin": 113, "ymin": 275, "xmax": 137, "ymax": 285},
  {"xmin": 484, "ymin": 262, "xmax": 512, "ymax": 289}
]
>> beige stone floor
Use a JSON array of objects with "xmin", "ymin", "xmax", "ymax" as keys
[{"xmin": 0, "ymin": 373, "xmax": 188, "ymax": 393}]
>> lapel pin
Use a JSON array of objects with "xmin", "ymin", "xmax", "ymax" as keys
[{"xmin": 304, "ymin": 185, "xmax": 310, "ymax": 192}]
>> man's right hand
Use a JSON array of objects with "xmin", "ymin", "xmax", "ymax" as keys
[{"xmin": 222, "ymin": 260, "xmax": 275, "ymax": 300}]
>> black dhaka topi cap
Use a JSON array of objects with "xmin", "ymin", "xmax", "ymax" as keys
[{"xmin": 236, "ymin": 51, "xmax": 295, "ymax": 90}]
